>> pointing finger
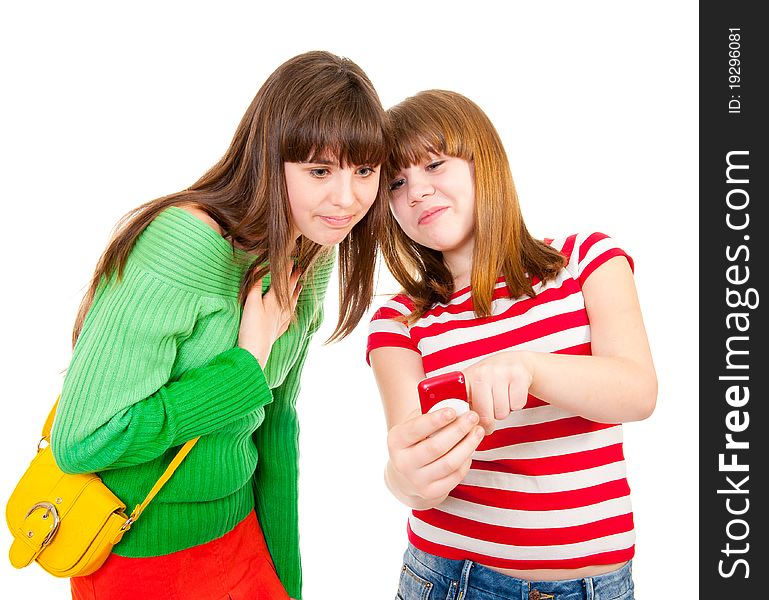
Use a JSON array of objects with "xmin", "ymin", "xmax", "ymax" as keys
[{"xmin": 468, "ymin": 379, "xmax": 495, "ymax": 435}]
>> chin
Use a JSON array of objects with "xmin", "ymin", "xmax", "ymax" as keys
[
  {"xmin": 304, "ymin": 229, "xmax": 350, "ymax": 247},
  {"xmin": 418, "ymin": 239, "xmax": 454, "ymax": 252}
]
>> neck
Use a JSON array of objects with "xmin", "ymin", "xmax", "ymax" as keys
[{"xmin": 443, "ymin": 248, "xmax": 473, "ymax": 292}]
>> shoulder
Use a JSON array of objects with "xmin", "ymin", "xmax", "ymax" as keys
[
  {"xmin": 127, "ymin": 206, "xmax": 249, "ymax": 298},
  {"xmin": 546, "ymin": 232, "xmax": 611, "ymax": 257},
  {"xmin": 548, "ymin": 232, "xmax": 634, "ymax": 285},
  {"xmin": 366, "ymin": 293, "xmax": 420, "ymax": 364},
  {"xmin": 370, "ymin": 293, "xmax": 416, "ymax": 324},
  {"xmin": 176, "ymin": 204, "xmax": 224, "ymax": 236},
  {"xmin": 137, "ymin": 205, "xmax": 229, "ymax": 250}
]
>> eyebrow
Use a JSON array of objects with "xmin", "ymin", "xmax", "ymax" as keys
[{"xmin": 302, "ymin": 158, "xmax": 338, "ymax": 166}]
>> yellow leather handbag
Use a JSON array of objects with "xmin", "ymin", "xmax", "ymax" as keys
[{"xmin": 6, "ymin": 398, "xmax": 198, "ymax": 578}]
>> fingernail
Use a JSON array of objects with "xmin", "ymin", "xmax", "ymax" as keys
[
  {"xmin": 466, "ymin": 412, "xmax": 479, "ymax": 424},
  {"xmin": 443, "ymin": 409, "xmax": 455, "ymax": 421},
  {"xmin": 475, "ymin": 427, "xmax": 484, "ymax": 439}
]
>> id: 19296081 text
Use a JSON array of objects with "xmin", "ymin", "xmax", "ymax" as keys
[{"xmin": 728, "ymin": 28, "xmax": 741, "ymax": 114}]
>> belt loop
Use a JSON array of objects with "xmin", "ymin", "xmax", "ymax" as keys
[
  {"xmin": 584, "ymin": 576, "xmax": 594, "ymax": 600},
  {"xmin": 456, "ymin": 560, "xmax": 473, "ymax": 599}
]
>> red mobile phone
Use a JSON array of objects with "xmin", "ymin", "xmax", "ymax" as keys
[{"xmin": 417, "ymin": 371, "xmax": 469, "ymax": 415}]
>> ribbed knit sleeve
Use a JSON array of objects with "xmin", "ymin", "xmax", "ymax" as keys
[
  {"xmin": 253, "ymin": 251, "xmax": 334, "ymax": 600},
  {"xmin": 52, "ymin": 209, "xmax": 273, "ymax": 474}
]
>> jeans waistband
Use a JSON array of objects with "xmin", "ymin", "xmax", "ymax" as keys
[{"xmin": 405, "ymin": 543, "xmax": 633, "ymax": 600}]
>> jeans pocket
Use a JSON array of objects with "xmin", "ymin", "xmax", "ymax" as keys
[{"xmin": 396, "ymin": 563, "xmax": 434, "ymax": 600}]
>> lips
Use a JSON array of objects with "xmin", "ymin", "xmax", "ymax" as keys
[
  {"xmin": 417, "ymin": 206, "xmax": 448, "ymax": 225},
  {"xmin": 319, "ymin": 215, "xmax": 354, "ymax": 228}
]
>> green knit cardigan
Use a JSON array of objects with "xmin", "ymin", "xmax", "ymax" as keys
[{"xmin": 51, "ymin": 207, "xmax": 333, "ymax": 598}]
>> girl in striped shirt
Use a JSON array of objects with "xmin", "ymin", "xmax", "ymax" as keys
[{"xmin": 367, "ymin": 90, "xmax": 656, "ymax": 600}]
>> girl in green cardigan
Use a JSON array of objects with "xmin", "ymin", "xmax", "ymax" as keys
[{"xmin": 51, "ymin": 50, "xmax": 389, "ymax": 600}]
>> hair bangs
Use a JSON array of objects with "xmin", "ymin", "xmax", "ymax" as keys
[
  {"xmin": 282, "ymin": 95, "xmax": 389, "ymax": 168},
  {"xmin": 389, "ymin": 130, "xmax": 444, "ymax": 174},
  {"xmin": 388, "ymin": 94, "xmax": 473, "ymax": 173}
]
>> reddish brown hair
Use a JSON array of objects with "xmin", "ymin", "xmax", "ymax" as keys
[
  {"xmin": 383, "ymin": 90, "xmax": 565, "ymax": 320},
  {"xmin": 73, "ymin": 51, "xmax": 390, "ymax": 345}
]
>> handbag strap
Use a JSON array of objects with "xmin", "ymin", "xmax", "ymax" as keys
[
  {"xmin": 42, "ymin": 396, "xmax": 199, "ymax": 529},
  {"xmin": 124, "ymin": 435, "xmax": 198, "ymax": 528},
  {"xmin": 41, "ymin": 399, "xmax": 58, "ymax": 442}
]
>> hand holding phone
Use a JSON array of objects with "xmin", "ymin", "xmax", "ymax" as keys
[{"xmin": 417, "ymin": 371, "xmax": 469, "ymax": 416}]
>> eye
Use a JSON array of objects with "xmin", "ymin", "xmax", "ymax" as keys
[
  {"xmin": 356, "ymin": 165, "xmax": 377, "ymax": 177},
  {"xmin": 426, "ymin": 160, "xmax": 445, "ymax": 171},
  {"xmin": 309, "ymin": 168, "xmax": 330, "ymax": 178},
  {"xmin": 389, "ymin": 178, "xmax": 406, "ymax": 192}
]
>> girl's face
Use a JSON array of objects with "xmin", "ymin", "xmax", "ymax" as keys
[
  {"xmin": 284, "ymin": 158, "xmax": 380, "ymax": 246},
  {"xmin": 388, "ymin": 154, "xmax": 475, "ymax": 257}
]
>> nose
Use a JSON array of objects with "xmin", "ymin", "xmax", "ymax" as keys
[
  {"xmin": 331, "ymin": 171, "xmax": 356, "ymax": 208},
  {"xmin": 406, "ymin": 172, "xmax": 434, "ymax": 206}
]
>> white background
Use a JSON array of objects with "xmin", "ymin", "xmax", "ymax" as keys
[{"xmin": 0, "ymin": 1, "xmax": 698, "ymax": 597}]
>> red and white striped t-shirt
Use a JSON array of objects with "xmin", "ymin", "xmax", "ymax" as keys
[{"xmin": 367, "ymin": 232, "xmax": 636, "ymax": 570}]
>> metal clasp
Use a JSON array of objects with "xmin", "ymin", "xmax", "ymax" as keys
[{"xmin": 25, "ymin": 502, "xmax": 60, "ymax": 547}]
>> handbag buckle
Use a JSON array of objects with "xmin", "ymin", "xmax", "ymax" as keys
[
  {"xmin": 24, "ymin": 502, "xmax": 60, "ymax": 548},
  {"xmin": 120, "ymin": 515, "xmax": 135, "ymax": 531}
]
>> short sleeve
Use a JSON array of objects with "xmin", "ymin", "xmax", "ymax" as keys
[
  {"xmin": 559, "ymin": 232, "xmax": 634, "ymax": 287},
  {"xmin": 366, "ymin": 296, "xmax": 421, "ymax": 365}
]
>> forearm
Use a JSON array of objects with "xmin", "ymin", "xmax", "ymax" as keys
[
  {"xmin": 54, "ymin": 347, "xmax": 273, "ymax": 473},
  {"xmin": 523, "ymin": 350, "xmax": 657, "ymax": 423}
]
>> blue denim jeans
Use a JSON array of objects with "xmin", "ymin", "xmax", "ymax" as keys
[{"xmin": 396, "ymin": 544, "xmax": 634, "ymax": 600}]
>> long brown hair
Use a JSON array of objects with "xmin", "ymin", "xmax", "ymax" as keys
[
  {"xmin": 73, "ymin": 50, "xmax": 389, "ymax": 345},
  {"xmin": 382, "ymin": 90, "xmax": 565, "ymax": 321}
]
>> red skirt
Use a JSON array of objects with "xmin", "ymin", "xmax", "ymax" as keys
[{"xmin": 70, "ymin": 511, "xmax": 289, "ymax": 600}]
